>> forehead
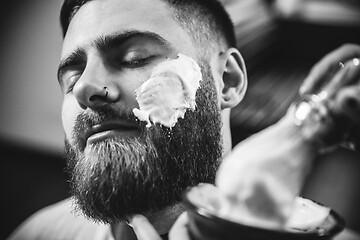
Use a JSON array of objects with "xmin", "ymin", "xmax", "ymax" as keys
[{"xmin": 62, "ymin": 0, "xmax": 196, "ymax": 59}]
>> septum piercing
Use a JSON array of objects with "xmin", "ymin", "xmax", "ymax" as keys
[{"xmin": 104, "ymin": 87, "xmax": 109, "ymax": 98}]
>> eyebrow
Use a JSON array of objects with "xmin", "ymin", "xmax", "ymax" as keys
[
  {"xmin": 57, "ymin": 30, "xmax": 171, "ymax": 83},
  {"xmin": 94, "ymin": 30, "xmax": 170, "ymax": 52}
]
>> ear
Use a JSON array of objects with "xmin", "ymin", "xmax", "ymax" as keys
[{"xmin": 220, "ymin": 48, "xmax": 247, "ymax": 110}]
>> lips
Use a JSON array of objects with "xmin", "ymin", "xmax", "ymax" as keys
[{"xmin": 83, "ymin": 121, "xmax": 141, "ymax": 145}]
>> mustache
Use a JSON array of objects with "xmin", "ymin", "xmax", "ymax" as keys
[{"xmin": 72, "ymin": 105, "xmax": 141, "ymax": 149}]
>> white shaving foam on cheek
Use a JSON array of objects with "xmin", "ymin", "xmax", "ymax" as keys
[{"xmin": 132, "ymin": 53, "xmax": 202, "ymax": 128}]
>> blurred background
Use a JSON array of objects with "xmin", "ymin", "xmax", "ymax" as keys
[
  {"xmin": 1, "ymin": 0, "xmax": 360, "ymax": 239},
  {"xmin": 0, "ymin": 0, "xmax": 69, "ymax": 239}
]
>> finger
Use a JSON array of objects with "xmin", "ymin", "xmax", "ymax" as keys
[
  {"xmin": 323, "ymin": 58, "xmax": 360, "ymax": 97},
  {"xmin": 169, "ymin": 212, "xmax": 191, "ymax": 240},
  {"xmin": 300, "ymin": 61, "xmax": 343, "ymax": 95},
  {"xmin": 331, "ymin": 86, "xmax": 360, "ymax": 122},
  {"xmin": 128, "ymin": 214, "xmax": 163, "ymax": 240},
  {"xmin": 300, "ymin": 44, "xmax": 360, "ymax": 94}
]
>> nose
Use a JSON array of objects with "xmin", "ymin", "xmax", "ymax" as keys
[{"xmin": 72, "ymin": 63, "xmax": 116, "ymax": 109}]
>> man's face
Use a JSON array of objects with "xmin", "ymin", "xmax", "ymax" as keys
[{"xmin": 59, "ymin": 0, "xmax": 223, "ymax": 223}]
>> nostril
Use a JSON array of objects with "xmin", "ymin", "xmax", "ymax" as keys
[{"xmin": 89, "ymin": 95, "xmax": 105, "ymax": 103}]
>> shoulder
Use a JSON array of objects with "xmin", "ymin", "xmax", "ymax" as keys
[{"xmin": 7, "ymin": 198, "xmax": 112, "ymax": 240}]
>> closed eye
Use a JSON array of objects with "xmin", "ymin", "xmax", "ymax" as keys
[
  {"xmin": 118, "ymin": 56, "xmax": 155, "ymax": 68},
  {"xmin": 58, "ymin": 48, "xmax": 86, "ymax": 89},
  {"xmin": 60, "ymin": 69, "xmax": 83, "ymax": 93},
  {"xmin": 65, "ymin": 73, "xmax": 82, "ymax": 93}
]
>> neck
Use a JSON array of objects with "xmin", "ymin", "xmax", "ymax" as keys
[{"xmin": 111, "ymin": 203, "xmax": 186, "ymax": 240}]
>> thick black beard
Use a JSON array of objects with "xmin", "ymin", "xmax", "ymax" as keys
[{"xmin": 65, "ymin": 62, "xmax": 223, "ymax": 224}]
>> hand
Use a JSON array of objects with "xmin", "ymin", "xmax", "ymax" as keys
[
  {"xmin": 168, "ymin": 212, "xmax": 191, "ymax": 240},
  {"xmin": 321, "ymin": 58, "xmax": 360, "ymax": 119},
  {"xmin": 128, "ymin": 212, "xmax": 191, "ymax": 240},
  {"xmin": 299, "ymin": 43, "xmax": 360, "ymax": 95},
  {"xmin": 295, "ymin": 43, "xmax": 360, "ymax": 149},
  {"xmin": 128, "ymin": 214, "xmax": 163, "ymax": 240},
  {"xmin": 322, "ymin": 58, "xmax": 360, "ymax": 149}
]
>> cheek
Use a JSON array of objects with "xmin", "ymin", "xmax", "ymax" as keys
[
  {"xmin": 210, "ymin": 71, "xmax": 223, "ymax": 105},
  {"xmin": 61, "ymin": 97, "xmax": 79, "ymax": 141},
  {"xmin": 122, "ymin": 71, "xmax": 154, "ymax": 107}
]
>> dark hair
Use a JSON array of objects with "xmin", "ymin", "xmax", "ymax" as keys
[{"xmin": 60, "ymin": 0, "xmax": 236, "ymax": 54}]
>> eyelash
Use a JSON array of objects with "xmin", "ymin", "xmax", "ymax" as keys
[
  {"xmin": 118, "ymin": 56, "xmax": 153, "ymax": 68},
  {"xmin": 65, "ymin": 73, "xmax": 81, "ymax": 93}
]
